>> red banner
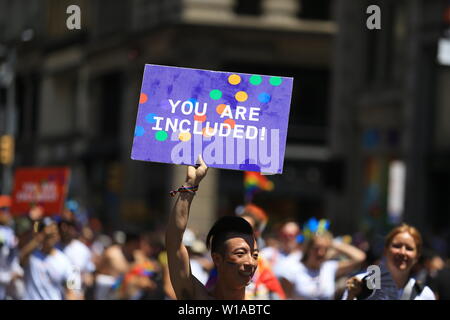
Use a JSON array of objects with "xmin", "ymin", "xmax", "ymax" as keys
[{"xmin": 11, "ymin": 167, "xmax": 71, "ymax": 216}]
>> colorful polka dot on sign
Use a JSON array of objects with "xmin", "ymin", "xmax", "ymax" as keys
[
  {"xmin": 228, "ymin": 74, "xmax": 241, "ymax": 85},
  {"xmin": 258, "ymin": 92, "xmax": 271, "ymax": 103},
  {"xmin": 224, "ymin": 118, "xmax": 236, "ymax": 129},
  {"xmin": 235, "ymin": 91, "xmax": 248, "ymax": 102},
  {"xmin": 210, "ymin": 89, "xmax": 223, "ymax": 100},
  {"xmin": 179, "ymin": 132, "xmax": 192, "ymax": 142},
  {"xmin": 139, "ymin": 93, "xmax": 148, "ymax": 104},
  {"xmin": 145, "ymin": 113, "xmax": 157, "ymax": 123},
  {"xmin": 216, "ymin": 104, "xmax": 227, "ymax": 115},
  {"xmin": 269, "ymin": 77, "xmax": 283, "ymax": 86},
  {"xmin": 135, "ymin": 126, "xmax": 145, "ymax": 137},
  {"xmin": 202, "ymin": 127, "xmax": 215, "ymax": 137},
  {"xmin": 194, "ymin": 114, "xmax": 207, "ymax": 122},
  {"xmin": 188, "ymin": 98, "xmax": 198, "ymax": 104},
  {"xmin": 155, "ymin": 130, "xmax": 168, "ymax": 141},
  {"xmin": 249, "ymin": 75, "xmax": 262, "ymax": 86}
]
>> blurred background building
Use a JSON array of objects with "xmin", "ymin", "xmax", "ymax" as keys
[{"xmin": 0, "ymin": 0, "xmax": 449, "ymax": 248}]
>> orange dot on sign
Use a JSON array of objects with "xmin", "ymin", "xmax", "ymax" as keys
[
  {"xmin": 139, "ymin": 93, "xmax": 148, "ymax": 104},
  {"xmin": 224, "ymin": 118, "xmax": 235, "ymax": 129},
  {"xmin": 179, "ymin": 132, "xmax": 191, "ymax": 142},
  {"xmin": 202, "ymin": 127, "xmax": 215, "ymax": 137},
  {"xmin": 194, "ymin": 114, "xmax": 207, "ymax": 122},
  {"xmin": 216, "ymin": 104, "xmax": 227, "ymax": 115}
]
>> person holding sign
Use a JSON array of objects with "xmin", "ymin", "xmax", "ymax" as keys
[{"xmin": 166, "ymin": 155, "xmax": 259, "ymax": 300}]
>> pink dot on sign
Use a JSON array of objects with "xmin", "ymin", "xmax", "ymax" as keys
[
  {"xmin": 194, "ymin": 115, "xmax": 207, "ymax": 122},
  {"xmin": 224, "ymin": 118, "xmax": 235, "ymax": 129},
  {"xmin": 140, "ymin": 93, "xmax": 148, "ymax": 104}
]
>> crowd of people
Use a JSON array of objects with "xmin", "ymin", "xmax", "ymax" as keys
[
  {"xmin": 164, "ymin": 159, "xmax": 450, "ymax": 301},
  {"xmin": 1, "ymin": 161, "xmax": 450, "ymax": 300}
]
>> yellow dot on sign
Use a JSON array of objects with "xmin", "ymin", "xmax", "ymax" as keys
[
  {"xmin": 228, "ymin": 74, "xmax": 241, "ymax": 85},
  {"xmin": 179, "ymin": 132, "xmax": 191, "ymax": 142},
  {"xmin": 202, "ymin": 127, "xmax": 215, "ymax": 137},
  {"xmin": 235, "ymin": 91, "xmax": 248, "ymax": 102}
]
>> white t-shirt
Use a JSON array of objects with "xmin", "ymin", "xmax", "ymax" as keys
[
  {"xmin": 190, "ymin": 259, "xmax": 209, "ymax": 285},
  {"xmin": 24, "ymin": 249, "xmax": 75, "ymax": 300},
  {"xmin": 279, "ymin": 260, "xmax": 339, "ymax": 300},
  {"xmin": 58, "ymin": 239, "xmax": 95, "ymax": 273},
  {"xmin": 0, "ymin": 225, "xmax": 23, "ymax": 300},
  {"xmin": 342, "ymin": 272, "xmax": 436, "ymax": 300},
  {"xmin": 260, "ymin": 247, "xmax": 303, "ymax": 278}
]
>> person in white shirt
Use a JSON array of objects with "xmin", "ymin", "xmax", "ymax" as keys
[
  {"xmin": 344, "ymin": 223, "xmax": 436, "ymax": 300},
  {"xmin": 57, "ymin": 219, "xmax": 95, "ymax": 294},
  {"xmin": 0, "ymin": 196, "xmax": 24, "ymax": 300},
  {"xmin": 260, "ymin": 221, "xmax": 303, "ymax": 278},
  {"xmin": 279, "ymin": 231, "xmax": 366, "ymax": 300},
  {"xmin": 20, "ymin": 217, "xmax": 81, "ymax": 300}
]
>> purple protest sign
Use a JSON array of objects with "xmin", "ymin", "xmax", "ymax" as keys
[{"xmin": 131, "ymin": 64, "xmax": 293, "ymax": 174}]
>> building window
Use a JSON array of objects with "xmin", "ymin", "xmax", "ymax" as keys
[
  {"xmin": 365, "ymin": 0, "xmax": 406, "ymax": 86},
  {"xmin": 93, "ymin": 0, "xmax": 129, "ymax": 37},
  {"xmin": 298, "ymin": 0, "xmax": 332, "ymax": 20},
  {"xmin": 16, "ymin": 74, "xmax": 39, "ymax": 140},
  {"xmin": 234, "ymin": 0, "xmax": 263, "ymax": 16},
  {"xmin": 99, "ymin": 72, "xmax": 122, "ymax": 139}
]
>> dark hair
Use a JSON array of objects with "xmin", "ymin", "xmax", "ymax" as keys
[
  {"xmin": 37, "ymin": 217, "xmax": 56, "ymax": 232},
  {"xmin": 206, "ymin": 216, "xmax": 255, "ymax": 254},
  {"xmin": 125, "ymin": 232, "xmax": 141, "ymax": 244}
]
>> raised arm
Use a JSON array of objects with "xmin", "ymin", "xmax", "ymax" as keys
[
  {"xmin": 333, "ymin": 241, "xmax": 366, "ymax": 278},
  {"xmin": 19, "ymin": 226, "xmax": 46, "ymax": 266},
  {"xmin": 165, "ymin": 155, "xmax": 208, "ymax": 299}
]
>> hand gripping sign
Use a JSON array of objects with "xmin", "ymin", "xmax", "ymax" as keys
[{"xmin": 131, "ymin": 65, "xmax": 293, "ymax": 174}]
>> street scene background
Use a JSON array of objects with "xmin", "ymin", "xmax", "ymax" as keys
[{"xmin": 1, "ymin": 0, "xmax": 450, "ymax": 300}]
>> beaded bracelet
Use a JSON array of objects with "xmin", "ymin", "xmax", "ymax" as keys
[{"xmin": 169, "ymin": 185, "xmax": 199, "ymax": 197}]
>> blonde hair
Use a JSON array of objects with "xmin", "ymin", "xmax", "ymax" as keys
[
  {"xmin": 301, "ymin": 231, "xmax": 333, "ymax": 263},
  {"xmin": 385, "ymin": 223, "xmax": 423, "ymax": 258}
]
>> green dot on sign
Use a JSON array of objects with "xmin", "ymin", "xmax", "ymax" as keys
[
  {"xmin": 270, "ymin": 77, "xmax": 283, "ymax": 86},
  {"xmin": 155, "ymin": 130, "xmax": 168, "ymax": 141},
  {"xmin": 209, "ymin": 89, "xmax": 222, "ymax": 100},
  {"xmin": 250, "ymin": 75, "xmax": 262, "ymax": 85}
]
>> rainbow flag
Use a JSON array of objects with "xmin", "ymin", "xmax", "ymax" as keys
[
  {"xmin": 111, "ymin": 261, "xmax": 157, "ymax": 297},
  {"xmin": 244, "ymin": 171, "xmax": 274, "ymax": 203}
]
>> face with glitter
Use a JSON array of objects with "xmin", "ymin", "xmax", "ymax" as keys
[{"xmin": 212, "ymin": 232, "xmax": 258, "ymax": 289}]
